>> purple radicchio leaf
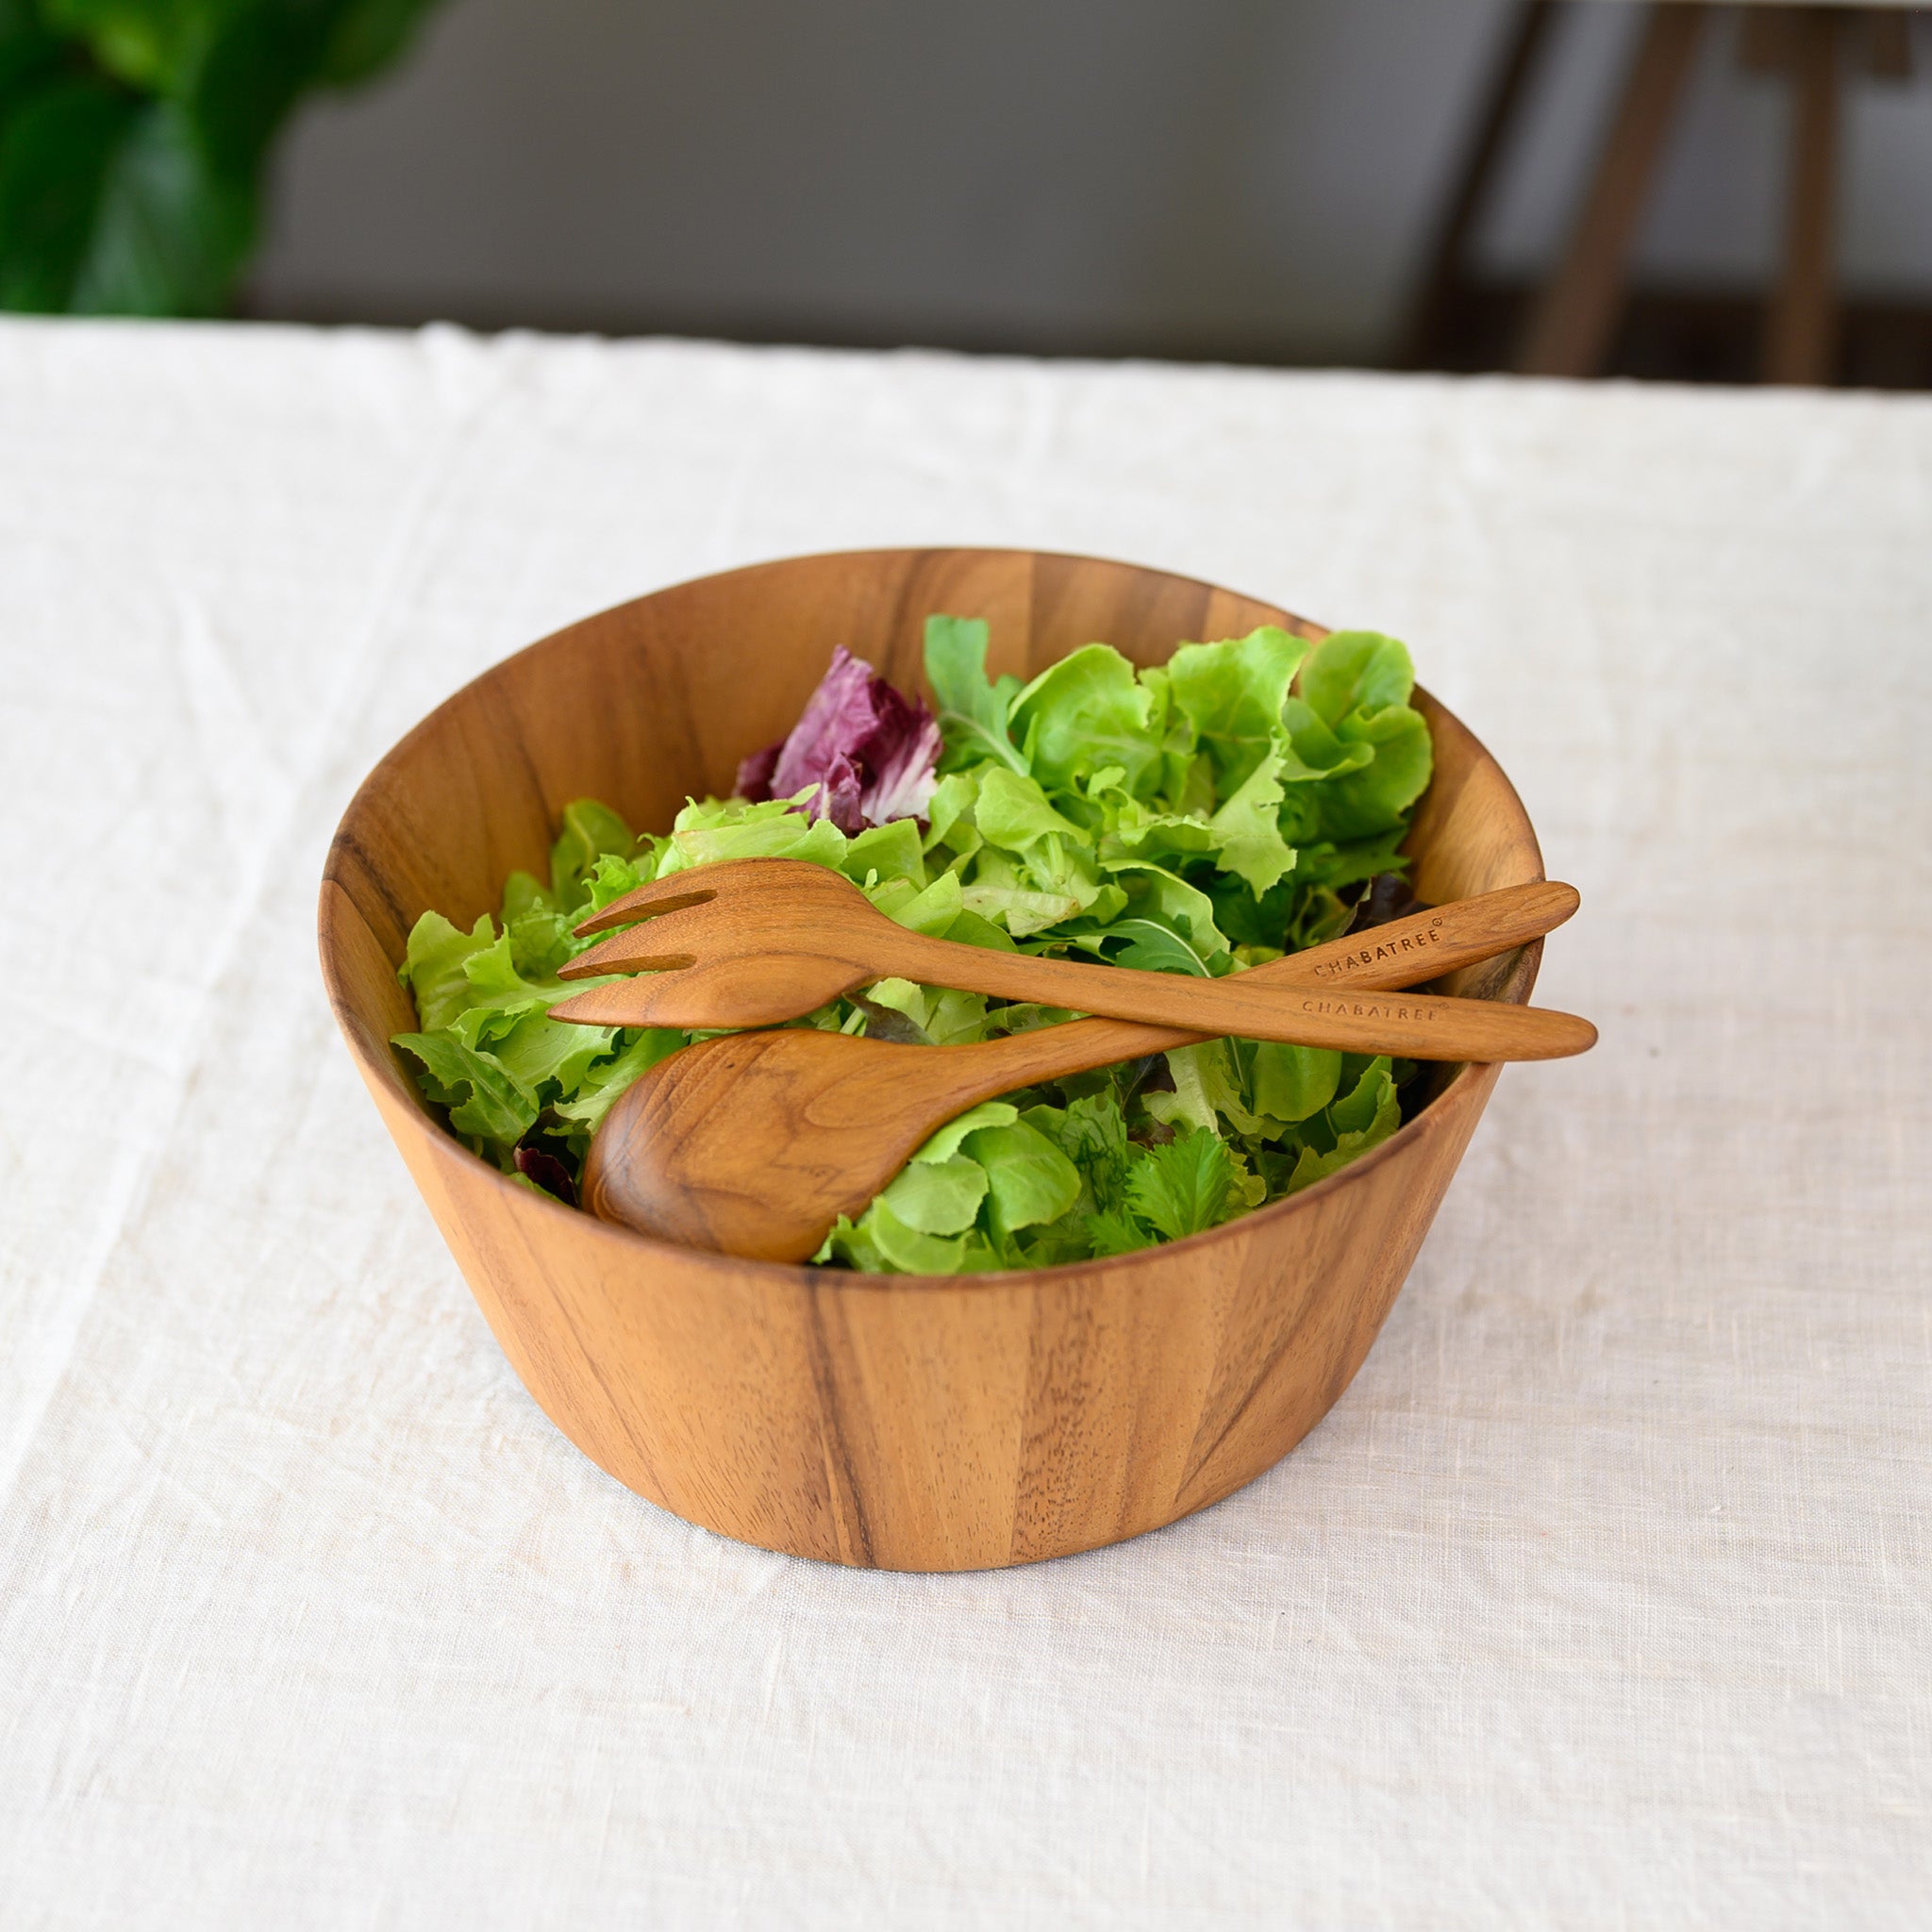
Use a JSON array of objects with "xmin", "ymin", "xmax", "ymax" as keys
[
  {"xmin": 744, "ymin": 645, "xmax": 941, "ymax": 832},
  {"xmin": 859, "ymin": 707, "xmax": 943, "ymax": 826},
  {"xmin": 733, "ymin": 739, "xmax": 782, "ymax": 803},
  {"xmin": 815, "ymin": 750, "xmax": 867, "ymax": 836}
]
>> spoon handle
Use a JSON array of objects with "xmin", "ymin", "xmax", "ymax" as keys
[
  {"xmin": 881, "ymin": 881, "xmax": 1590, "ymax": 1062},
  {"xmin": 841, "ymin": 879, "xmax": 1580, "ymax": 1124},
  {"xmin": 1240, "ymin": 880, "xmax": 1577, "ymax": 993}
]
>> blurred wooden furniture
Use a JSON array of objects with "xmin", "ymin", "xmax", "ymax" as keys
[{"xmin": 1403, "ymin": 1, "xmax": 1924, "ymax": 386}]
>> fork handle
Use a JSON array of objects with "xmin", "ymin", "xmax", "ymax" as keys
[{"xmin": 875, "ymin": 881, "xmax": 1592, "ymax": 1062}]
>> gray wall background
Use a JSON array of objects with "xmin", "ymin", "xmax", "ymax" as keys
[{"xmin": 250, "ymin": 1, "xmax": 1932, "ymax": 362}]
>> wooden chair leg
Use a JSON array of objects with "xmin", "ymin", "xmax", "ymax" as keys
[
  {"xmin": 1517, "ymin": 2, "xmax": 1705, "ymax": 378},
  {"xmin": 1398, "ymin": 0, "xmax": 1559, "ymax": 370},
  {"xmin": 1763, "ymin": 8, "xmax": 1841, "ymax": 385}
]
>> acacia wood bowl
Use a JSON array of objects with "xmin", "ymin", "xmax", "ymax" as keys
[{"xmin": 319, "ymin": 548, "xmax": 1543, "ymax": 1572}]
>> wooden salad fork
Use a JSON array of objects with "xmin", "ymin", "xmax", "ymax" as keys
[
  {"xmin": 550, "ymin": 858, "xmax": 1592, "ymax": 1064},
  {"xmin": 575, "ymin": 874, "xmax": 1591, "ymax": 1261}
]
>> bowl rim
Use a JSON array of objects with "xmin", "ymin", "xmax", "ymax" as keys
[{"xmin": 319, "ymin": 544, "xmax": 1544, "ymax": 1294}]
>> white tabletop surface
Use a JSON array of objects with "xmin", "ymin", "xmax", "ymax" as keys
[{"xmin": 2, "ymin": 318, "xmax": 1927, "ymax": 1930}]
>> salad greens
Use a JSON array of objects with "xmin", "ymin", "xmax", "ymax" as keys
[{"xmin": 392, "ymin": 614, "xmax": 1434, "ymax": 1271}]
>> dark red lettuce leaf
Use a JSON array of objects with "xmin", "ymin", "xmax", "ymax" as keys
[
  {"xmin": 1345, "ymin": 873, "xmax": 1426, "ymax": 932},
  {"xmin": 514, "ymin": 1142, "xmax": 577, "ymax": 1206}
]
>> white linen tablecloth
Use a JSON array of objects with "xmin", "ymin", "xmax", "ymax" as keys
[{"xmin": 2, "ymin": 318, "xmax": 1926, "ymax": 1930}]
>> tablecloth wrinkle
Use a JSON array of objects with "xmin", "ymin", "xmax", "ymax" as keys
[{"xmin": 0, "ymin": 318, "xmax": 1926, "ymax": 1931}]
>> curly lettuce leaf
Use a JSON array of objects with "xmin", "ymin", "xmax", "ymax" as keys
[
  {"xmin": 1009, "ymin": 643, "xmax": 1162, "ymax": 795},
  {"xmin": 392, "ymin": 1030, "xmax": 538, "ymax": 1155},
  {"xmin": 1167, "ymin": 625, "xmax": 1308, "ymax": 790},
  {"xmin": 1205, "ymin": 747, "xmax": 1296, "ymax": 899},
  {"xmin": 1283, "ymin": 1056, "xmax": 1404, "ymax": 1192},
  {"xmin": 658, "ymin": 793, "xmax": 849, "ymax": 874},
  {"xmin": 394, "ymin": 798, "xmax": 664, "ymax": 1172},
  {"xmin": 397, "ymin": 909, "xmax": 495, "ymax": 1034}
]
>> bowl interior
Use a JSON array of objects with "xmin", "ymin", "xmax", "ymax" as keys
[{"xmin": 323, "ymin": 548, "xmax": 1541, "ymax": 1233}]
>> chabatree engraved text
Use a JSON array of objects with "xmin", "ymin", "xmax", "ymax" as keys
[
  {"xmin": 1308, "ymin": 916, "xmax": 1446, "ymax": 979},
  {"xmin": 1299, "ymin": 996, "xmax": 1441, "ymax": 1022}
]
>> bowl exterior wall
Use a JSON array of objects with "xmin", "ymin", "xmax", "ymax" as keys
[
  {"xmin": 342, "ymin": 1019, "xmax": 1499, "ymax": 1569},
  {"xmin": 321, "ymin": 549, "xmax": 1542, "ymax": 1570}
]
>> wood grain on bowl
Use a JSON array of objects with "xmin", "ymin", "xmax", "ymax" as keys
[{"xmin": 318, "ymin": 548, "xmax": 1545, "ymax": 1571}]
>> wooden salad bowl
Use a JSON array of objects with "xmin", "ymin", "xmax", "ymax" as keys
[{"xmin": 319, "ymin": 548, "xmax": 1544, "ymax": 1572}]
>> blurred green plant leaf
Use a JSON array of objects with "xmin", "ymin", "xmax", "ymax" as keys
[
  {"xmin": 3, "ymin": 0, "xmax": 447, "ymax": 316},
  {"xmin": 191, "ymin": 0, "xmax": 336, "ymax": 176},
  {"xmin": 322, "ymin": 0, "xmax": 441, "ymax": 85},
  {"xmin": 1, "ymin": 0, "xmax": 71, "ymax": 104},
  {"xmin": 40, "ymin": 0, "xmax": 227, "ymax": 93},
  {"xmin": 70, "ymin": 100, "xmax": 254, "ymax": 312},
  {"xmin": 0, "ymin": 74, "xmax": 139, "ymax": 308}
]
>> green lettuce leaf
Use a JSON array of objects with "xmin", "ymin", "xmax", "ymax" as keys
[
  {"xmin": 1104, "ymin": 862, "xmax": 1231, "ymax": 970},
  {"xmin": 973, "ymin": 765, "xmax": 1091, "ymax": 852},
  {"xmin": 843, "ymin": 817, "xmax": 926, "ymax": 888},
  {"xmin": 550, "ymin": 798, "xmax": 633, "ymax": 907},
  {"xmin": 941, "ymin": 908, "xmax": 1019, "ymax": 951},
  {"xmin": 660, "ymin": 795, "xmax": 849, "ymax": 874},
  {"xmin": 1319, "ymin": 704, "xmax": 1433, "ymax": 842},
  {"xmin": 551, "ymin": 1027, "xmax": 684, "ymax": 1142},
  {"xmin": 1248, "ymin": 1041, "xmax": 1343, "ymax": 1124},
  {"xmin": 926, "ymin": 615, "xmax": 1026, "ymax": 774},
  {"xmin": 915, "ymin": 1099, "xmax": 1020, "ymax": 1164},
  {"xmin": 962, "ymin": 1119, "xmax": 1083, "ymax": 1233},
  {"xmin": 1297, "ymin": 630, "xmax": 1414, "ymax": 726},
  {"xmin": 1284, "ymin": 1057, "xmax": 1404, "ymax": 1192},
  {"xmin": 876, "ymin": 1153, "xmax": 988, "ymax": 1236},
  {"xmin": 392, "ymin": 1031, "xmax": 538, "ymax": 1153},
  {"xmin": 1206, "ymin": 747, "xmax": 1296, "ymax": 899},
  {"xmin": 1284, "ymin": 631, "xmax": 1432, "ymax": 842},
  {"xmin": 870, "ymin": 867, "xmax": 962, "ymax": 938},
  {"xmin": 1167, "ymin": 625, "xmax": 1308, "ymax": 789},
  {"xmin": 397, "ymin": 909, "xmax": 495, "ymax": 1034},
  {"xmin": 1101, "ymin": 918, "xmax": 1212, "ymax": 978},
  {"xmin": 1009, "ymin": 644, "xmax": 1161, "ymax": 795},
  {"xmin": 959, "ymin": 874, "xmax": 1092, "ymax": 940},
  {"xmin": 1037, "ymin": 1091, "xmax": 1131, "ymax": 1214},
  {"xmin": 1144, "ymin": 1039, "xmax": 1267, "ymax": 1138},
  {"xmin": 923, "ymin": 769, "xmax": 984, "ymax": 857},
  {"xmin": 1124, "ymin": 1126, "xmax": 1237, "ymax": 1241}
]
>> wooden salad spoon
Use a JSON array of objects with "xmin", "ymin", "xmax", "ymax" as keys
[
  {"xmin": 577, "ymin": 877, "xmax": 1589, "ymax": 1261},
  {"xmin": 550, "ymin": 858, "xmax": 1591, "ymax": 1063}
]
